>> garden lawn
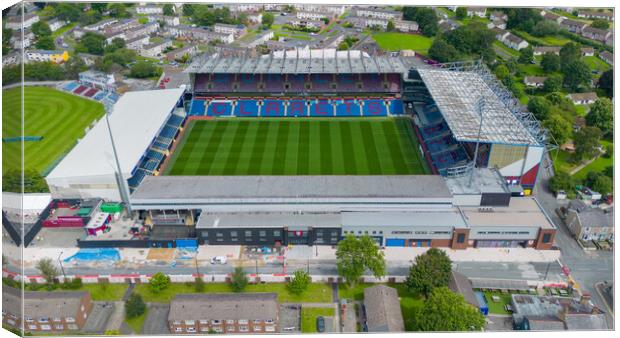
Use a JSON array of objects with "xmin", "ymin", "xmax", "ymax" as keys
[
  {"xmin": 493, "ymin": 41, "xmax": 519, "ymax": 58},
  {"xmin": 2, "ymin": 87, "xmax": 105, "ymax": 175},
  {"xmin": 301, "ymin": 307, "xmax": 335, "ymax": 333},
  {"xmin": 552, "ymin": 149, "xmax": 579, "ymax": 173},
  {"xmin": 572, "ymin": 140, "xmax": 613, "ymax": 181},
  {"xmin": 372, "ymin": 32, "xmax": 433, "ymax": 55},
  {"xmin": 515, "ymin": 31, "xmax": 572, "ymax": 46},
  {"xmin": 482, "ymin": 291, "xmax": 513, "ymax": 315},
  {"xmin": 134, "ymin": 282, "xmax": 333, "ymax": 303},
  {"xmin": 51, "ymin": 22, "xmax": 77, "ymax": 38},
  {"xmin": 125, "ymin": 310, "xmax": 148, "ymax": 334},
  {"xmin": 583, "ymin": 56, "xmax": 611, "ymax": 73}
]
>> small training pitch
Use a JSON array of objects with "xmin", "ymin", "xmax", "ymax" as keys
[{"xmin": 164, "ymin": 117, "xmax": 428, "ymax": 176}]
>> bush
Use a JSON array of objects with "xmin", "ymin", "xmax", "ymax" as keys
[
  {"xmin": 125, "ymin": 293, "xmax": 146, "ymax": 318},
  {"xmin": 230, "ymin": 267, "xmax": 248, "ymax": 292},
  {"xmin": 195, "ymin": 277, "xmax": 205, "ymax": 292},
  {"xmin": 129, "ymin": 61, "xmax": 161, "ymax": 79},
  {"xmin": 149, "ymin": 272, "xmax": 171, "ymax": 293},
  {"xmin": 287, "ymin": 270, "xmax": 311, "ymax": 295}
]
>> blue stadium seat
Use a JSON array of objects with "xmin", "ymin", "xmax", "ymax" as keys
[
  {"xmin": 309, "ymin": 100, "xmax": 334, "ymax": 117},
  {"xmin": 166, "ymin": 115, "xmax": 184, "ymax": 128},
  {"xmin": 335, "ymin": 100, "xmax": 361, "ymax": 117},
  {"xmin": 93, "ymin": 91, "xmax": 107, "ymax": 101},
  {"xmin": 127, "ymin": 169, "xmax": 148, "ymax": 188},
  {"xmin": 207, "ymin": 101, "xmax": 232, "ymax": 116},
  {"xmin": 63, "ymin": 82, "xmax": 79, "ymax": 92},
  {"xmin": 389, "ymin": 100, "xmax": 405, "ymax": 115},
  {"xmin": 234, "ymin": 100, "xmax": 259, "ymax": 117},
  {"xmin": 189, "ymin": 99, "xmax": 206, "ymax": 116},
  {"xmin": 286, "ymin": 100, "xmax": 308, "ymax": 117},
  {"xmin": 146, "ymin": 149, "xmax": 165, "ymax": 162},
  {"xmin": 261, "ymin": 100, "xmax": 285, "ymax": 117},
  {"xmin": 362, "ymin": 100, "xmax": 387, "ymax": 116}
]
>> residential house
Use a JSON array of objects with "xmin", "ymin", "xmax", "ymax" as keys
[
  {"xmin": 47, "ymin": 18, "xmax": 67, "ymax": 32},
  {"xmin": 165, "ymin": 45, "xmax": 199, "ymax": 62},
  {"xmin": 540, "ymin": 10, "xmax": 566, "ymax": 24},
  {"xmin": 140, "ymin": 39, "xmax": 173, "ymax": 58},
  {"xmin": 581, "ymin": 47, "xmax": 595, "ymax": 56},
  {"xmin": 79, "ymin": 70, "xmax": 116, "ymax": 92},
  {"xmin": 605, "ymin": 33, "xmax": 613, "ymax": 47},
  {"xmin": 512, "ymin": 294, "xmax": 607, "ymax": 330},
  {"xmin": 503, "ymin": 32, "xmax": 529, "ymax": 50},
  {"xmin": 168, "ymin": 25, "xmax": 234, "ymax": 44},
  {"xmin": 487, "ymin": 19, "xmax": 507, "ymax": 30},
  {"xmin": 577, "ymin": 10, "xmax": 613, "ymax": 21},
  {"xmin": 466, "ymin": 7, "xmax": 487, "ymax": 17},
  {"xmin": 534, "ymin": 46, "xmax": 561, "ymax": 55},
  {"xmin": 438, "ymin": 19, "xmax": 459, "ymax": 32},
  {"xmin": 264, "ymin": 4, "xmax": 285, "ymax": 12},
  {"xmin": 350, "ymin": 6, "xmax": 403, "ymax": 20},
  {"xmin": 25, "ymin": 50, "xmax": 69, "ymax": 64},
  {"xmin": 77, "ymin": 53, "xmax": 100, "ymax": 67},
  {"xmin": 148, "ymin": 15, "xmax": 181, "ymax": 26},
  {"xmin": 297, "ymin": 11, "xmax": 329, "ymax": 21},
  {"xmin": 294, "ymin": 4, "xmax": 346, "ymax": 17},
  {"xmin": 83, "ymin": 18, "xmax": 118, "ymax": 32},
  {"xmin": 567, "ymin": 92, "xmax": 598, "ymax": 105},
  {"xmin": 104, "ymin": 30, "xmax": 126, "ymax": 44},
  {"xmin": 168, "ymin": 293, "xmax": 279, "ymax": 334},
  {"xmin": 448, "ymin": 271, "xmax": 488, "ymax": 315},
  {"xmin": 289, "ymin": 19, "xmax": 326, "ymax": 30},
  {"xmin": 136, "ymin": 4, "xmax": 163, "ymax": 15},
  {"xmin": 104, "ymin": 18, "xmax": 140, "ymax": 35},
  {"xmin": 560, "ymin": 19, "xmax": 588, "ymax": 34},
  {"xmin": 581, "ymin": 26, "xmax": 612, "ymax": 43},
  {"xmin": 524, "ymin": 76, "xmax": 548, "ymax": 87},
  {"xmin": 490, "ymin": 11, "xmax": 508, "ymax": 21},
  {"xmin": 2, "ymin": 287, "xmax": 93, "ymax": 333},
  {"xmin": 125, "ymin": 22, "xmax": 159, "ymax": 41},
  {"xmin": 214, "ymin": 23, "xmax": 247, "ymax": 38},
  {"xmin": 393, "ymin": 20, "xmax": 419, "ymax": 33},
  {"xmin": 73, "ymin": 28, "xmax": 86, "ymax": 39},
  {"xmin": 599, "ymin": 51, "xmax": 613, "ymax": 65},
  {"xmin": 6, "ymin": 13, "xmax": 40, "ymax": 30},
  {"xmin": 363, "ymin": 285, "xmax": 405, "ymax": 332},
  {"xmin": 564, "ymin": 202, "xmax": 613, "ymax": 242},
  {"xmin": 2, "ymin": 51, "xmax": 22, "ymax": 67},
  {"xmin": 245, "ymin": 12, "xmax": 263, "ymax": 24},
  {"xmin": 214, "ymin": 3, "xmax": 263, "ymax": 13},
  {"xmin": 125, "ymin": 35, "xmax": 150, "ymax": 51},
  {"xmin": 492, "ymin": 27, "xmax": 510, "ymax": 41},
  {"xmin": 246, "ymin": 30, "xmax": 275, "ymax": 48},
  {"xmin": 10, "ymin": 28, "xmax": 35, "ymax": 49}
]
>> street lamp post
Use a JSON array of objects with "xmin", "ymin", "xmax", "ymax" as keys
[
  {"xmin": 468, "ymin": 97, "xmax": 485, "ymax": 187},
  {"xmin": 57, "ymin": 251, "xmax": 66, "ymax": 280}
]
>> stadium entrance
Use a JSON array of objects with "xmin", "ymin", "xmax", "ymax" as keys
[{"xmin": 287, "ymin": 229, "xmax": 310, "ymax": 245}]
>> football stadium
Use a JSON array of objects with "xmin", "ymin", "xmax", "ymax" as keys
[{"xmin": 44, "ymin": 49, "xmax": 556, "ymax": 250}]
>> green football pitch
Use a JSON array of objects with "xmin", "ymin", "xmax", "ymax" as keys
[
  {"xmin": 2, "ymin": 87, "xmax": 105, "ymax": 174},
  {"xmin": 164, "ymin": 117, "xmax": 429, "ymax": 176}
]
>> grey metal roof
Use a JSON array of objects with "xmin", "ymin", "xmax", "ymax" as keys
[
  {"xmin": 471, "ymin": 278, "xmax": 529, "ymax": 291},
  {"xmin": 363, "ymin": 285, "xmax": 405, "ymax": 332},
  {"xmin": 131, "ymin": 175, "xmax": 452, "ymax": 200},
  {"xmin": 342, "ymin": 210, "xmax": 467, "ymax": 228},
  {"xmin": 168, "ymin": 293, "xmax": 278, "ymax": 321},
  {"xmin": 577, "ymin": 208, "xmax": 614, "ymax": 228},
  {"xmin": 186, "ymin": 49, "xmax": 413, "ymax": 74},
  {"xmin": 448, "ymin": 271, "xmax": 480, "ymax": 309}
]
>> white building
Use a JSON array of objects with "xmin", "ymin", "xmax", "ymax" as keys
[
  {"xmin": 466, "ymin": 7, "xmax": 487, "ymax": 17},
  {"xmin": 79, "ymin": 70, "xmax": 116, "ymax": 92},
  {"xmin": 147, "ymin": 15, "xmax": 180, "ymax": 26},
  {"xmin": 214, "ymin": 3, "xmax": 263, "ymax": 12},
  {"xmin": 140, "ymin": 39, "xmax": 173, "ymax": 58},
  {"xmin": 6, "ymin": 13, "xmax": 39, "ymax": 30},
  {"xmin": 247, "ymin": 30, "xmax": 275, "ymax": 48},
  {"xmin": 24, "ymin": 50, "xmax": 68, "ymax": 63},
  {"xmin": 294, "ymin": 4, "xmax": 345, "ymax": 17},
  {"xmin": 297, "ymin": 11, "xmax": 329, "ymax": 21},
  {"xmin": 168, "ymin": 25, "xmax": 234, "ymax": 44},
  {"xmin": 351, "ymin": 6, "xmax": 403, "ymax": 20},
  {"xmin": 125, "ymin": 35, "xmax": 150, "ymax": 51},
  {"xmin": 289, "ymin": 19, "xmax": 325, "ymax": 30},
  {"xmin": 83, "ymin": 18, "xmax": 119, "ymax": 32},
  {"xmin": 214, "ymin": 23, "xmax": 247, "ymax": 38},
  {"xmin": 47, "ymin": 18, "xmax": 67, "ymax": 32},
  {"xmin": 46, "ymin": 88, "xmax": 186, "ymax": 201},
  {"xmin": 136, "ymin": 5, "xmax": 163, "ymax": 15},
  {"xmin": 2, "ymin": 51, "xmax": 22, "ymax": 67}
]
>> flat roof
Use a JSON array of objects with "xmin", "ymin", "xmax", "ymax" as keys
[
  {"xmin": 444, "ymin": 168, "xmax": 510, "ymax": 195},
  {"xmin": 417, "ymin": 68, "xmax": 539, "ymax": 145},
  {"xmin": 47, "ymin": 88, "xmax": 185, "ymax": 180},
  {"xmin": 460, "ymin": 197, "xmax": 555, "ymax": 229},
  {"xmin": 342, "ymin": 210, "xmax": 467, "ymax": 228},
  {"xmin": 197, "ymin": 212, "xmax": 342, "ymax": 229},
  {"xmin": 131, "ymin": 175, "xmax": 452, "ymax": 200}
]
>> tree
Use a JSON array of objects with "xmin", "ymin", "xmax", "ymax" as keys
[
  {"xmin": 455, "ymin": 7, "xmax": 467, "ymax": 20},
  {"xmin": 559, "ymin": 42, "xmax": 581, "ymax": 72},
  {"xmin": 414, "ymin": 287, "xmax": 485, "ymax": 331},
  {"xmin": 506, "ymin": 8, "xmax": 542, "ymax": 33},
  {"xmin": 129, "ymin": 61, "xmax": 160, "ymax": 78},
  {"xmin": 31, "ymin": 21, "xmax": 52, "ymax": 37},
  {"xmin": 532, "ymin": 20, "xmax": 559, "ymax": 37},
  {"xmin": 574, "ymin": 126, "xmax": 602, "ymax": 162},
  {"xmin": 336, "ymin": 235, "xmax": 386, "ymax": 286},
  {"xmin": 590, "ymin": 19, "xmax": 609, "ymax": 30},
  {"xmin": 549, "ymin": 170, "xmax": 574, "ymax": 194},
  {"xmin": 104, "ymin": 37, "xmax": 126, "ymax": 53},
  {"xmin": 54, "ymin": 3, "xmax": 82, "ymax": 22},
  {"xmin": 195, "ymin": 277, "xmax": 205, "ymax": 292},
  {"xmin": 3, "ymin": 28, "xmax": 12, "ymax": 55},
  {"xmin": 3, "ymin": 169, "xmax": 50, "ymax": 193},
  {"xmin": 541, "ymin": 52, "xmax": 560, "ymax": 73},
  {"xmin": 36, "ymin": 258, "xmax": 59, "ymax": 284},
  {"xmin": 182, "ymin": 4, "xmax": 194, "ymax": 16},
  {"xmin": 527, "ymin": 96, "xmax": 551, "ymax": 121},
  {"xmin": 402, "ymin": 7, "xmax": 438, "ymax": 37},
  {"xmin": 77, "ymin": 32, "xmax": 106, "ymax": 55},
  {"xmin": 91, "ymin": 3, "xmax": 107, "ymax": 13},
  {"xmin": 149, "ymin": 272, "xmax": 170, "ymax": 293},
  {"xmin": 428, "ymin": 40, "xmax": 459, "ymax": 63},
  {"xmin": 108, "ymin": 3, "xmax": 130, "ymax": 18},
  {"xmin": 230, "ymin": 267, "xmax": 248, "ymax": 292},
  {"xmin": 163, "ymin": 4, "xmax": 174, "ymax": 16},
  {"xmin": 586, "ymin": 98, "xmax": 613, "ymax": 135},
  {"xmin": 125, "ymin": 293, "xmax": 146, "ymax": 318},
  {"xmin": 592, "ymin": 174, "xmax": 612, "ymax": 195},
  {"xmin": 387, "ymin": 19, "xmax": 395, "ymax": 32},
  {"xmin": 563, "ymin": 60, "xmax": 591, "ymax": 91},
  {"xmin": 262, "ymin": 12, "xmax": 274, "ymax": 28},
  {"xmin": 597, "ymin": 69, "xmax": 613, "ymax": 98},
  {"xmin": 494, "ymin": 64, "xmax": 510, "ymax": 80},
  {"xmin": 518, "ymin": 46, "xmax": 534, "ymax": 64},
  {"xmin": 543, "ymin": 75, "xmax": 563, "ymax": 93},
  {"xmin": 543, "ymin": 114, "xmax": 572, "ymax": 145},
  {"xmin": 404, "ymin": 248, "xmax": 452, "ymax": 297},
  {"xmin": 35, "ymin": 36, "xmax": 56, "ymax": 50},
  {"xmin": 288, "ymin": 270, "xmax": 311, "ymax": 295}
]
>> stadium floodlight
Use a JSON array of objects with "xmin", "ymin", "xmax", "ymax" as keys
[
  {"xmin": 104, "ymin": 108, "xmax": 133, "ymax": 214},
  {"xmin": 469, "ymin": 96, "xmax": 485, "ymax": 187}
]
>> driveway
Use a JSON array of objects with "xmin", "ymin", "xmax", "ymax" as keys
[
  {"xmin": 142, "ymin": 303, "xmax": 171, "ymax": 335},
  {"xmin": 82, "ymin": 302, "xmax": 114, "ymax": 334},
  {"xmin": 279, "ymin": 304, "xmax": 301, "ymax": 333}
]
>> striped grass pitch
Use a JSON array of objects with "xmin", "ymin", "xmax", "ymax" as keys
[{"xmin": 164, "ymin": 117, "xmax": 429, "ymax": 176}]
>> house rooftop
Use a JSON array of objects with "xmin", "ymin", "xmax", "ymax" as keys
[
  {"xmin": 168, "ymin": 293, "xmax": 278, "ymax": 321},
  {"xmin": 363, "ymin": 285, "xmax": 405, "ymax": 332}
]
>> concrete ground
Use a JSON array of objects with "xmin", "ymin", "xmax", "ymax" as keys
[
  {"xmin": 104, "ymin": 302, "xmax": 126, "ymax": 333},
  {"xmin": 82, "ymin": 302, "xmax": 114, "ymax": 334},
  {"xmin": 279, "ymin": 304, "xmax": 301, "ymax": 333},
  {"xmin": 142, "ymin": 303, "xmax": 171, "ymax": 335},
  {"xmin": 485, "ymin": 315, "xmax": 514, "ymax": 331},
  {"xmin": 27, "ymin": 228, "xmax": 84, "ymax": 248},
  {"xmin": 341, "ymin": 300, "xmax": 358, "ymax": 333}
]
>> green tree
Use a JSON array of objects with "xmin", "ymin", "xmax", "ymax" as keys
[
  {"xmin": 129, "ymin": 61, "xmax": 160, "ymax": 78},
  {"xmin": 35, "ymin": 36, "xmax": 56, "ymax": 50},
  {"xmin": 31, "ymin": 21, "xmax": 52, "ymax": 37},
  {"xmin": 586, "ymin": 98, "xmax": 613, "ymax": 135},
  {"xmin": 543, "ymin": 114, "xmax": 572, "ymax": 145},
  {"xmin": 77, "ymin": 32, "xmax": 106, "ymax": 55},
  {"xmin": 592, "ymin": 174, "xmax": 612, "ymax": 195},
  {"xmin": 590, "ymin": 19, "xmax": 609, "ymax": 30},
  {"xmin": 563, "ymin": 60, "xmax": 591, "ymax": 91},
  {"xmin": 543, "ymin": 75, "xmax": 563, "ymax": 93},
  {"xmin": 549, "ymin": 170, "xmax": 574, "ymax": 193},
  {"xmin": 559, "ymin": 42, "xmax": 581, "ymax": 72},
  {"xmin": 149, "ymin": 272, "xmax": 171, "ymax": 293},
  {"xmin": 428, "ymin": 39, "xmax": 460, "ymax": 62},
  {"xmin": 518, "ymin": 46, "xmax": 534, "ymax": 64},
  {"xmin": 541, "ymin": 52, "xmax": 560, "ymax": 73},
  {"xmin": 597, "ymin": 69, "xmax": 613, "ymax": 98},
  {"xmin": 125, "ymin": 293, "xmax": 146, "ymax": 318},
  {"xmin": 506, "ymin": 8, "xmax": 543, "ymax": 33},
  {"xmin": 64, "ymin": 53, "xmax": 88, "ymax": 78},
  {"xmin": 387, "ymin": 19, "xmax": 395, "ymax": 32},
  {"xmin": 494, "ymin": 64, "xmax": 510, "ymax": 80},
  {"xmin": 404, "ymin": 248, "xmax": 452, "ymax": 297},
  {"xmin": 182, "ymin": 4, "xmax": 194, "ymax": 16},
  {"xmin": 91, "ymin": 3, "xmax": 108, "ymax": 13},
  {"xmin": 194, "ymin": 277, "xmax": 205, "ymax": 292},
  {"xmin": 2, "ymin": 169, "xmax": 50, "ymax": 193},
  {"xmin": 531, "ymin": 20, "xmax": 559, "ymax": 37},
  {"xmin": 262, "ymin": 12, "xmax": 275, "ymax": 28},
  {"xmin": 54, "ymin": 3, "xmax": 82, "ymax": 22},
  {"xmin": 527, "ymin": 96, "xmax": 551, "ymax": 121},
  {"xmin": 104, "ymin": 38, "xmax": 126, "ymax": 53},
  {"xmin": 574, "ymin": 126, "xmax": 602, "ymax": 162},
  {"xmin": 3, "ymin": 28, "xmax": 12, "ymax": 55},
  {"xmin": 36, "ymin": 258, "xmax": 59, "ymax": 284},
  {"xmin": 402, "ymin": 7, "xmax": 438, "ymax": 37},
  {"xmin": 414, "ymin": 287, "xmax": 485, "ymax": 331},
  {"xmin": 108, "ymin": 4, "xmax": 130, "ymax": 18},
  {"xmin": 455, "ymin": 7, "xmax": 467, "ymax": 20},
  {"xmin": 287, "ymin": 270, "xmax": 311, "ymax": 295},
  {"xmin": 163, "ymin": 4, "xmax": 175, "ymax": 16},
  {"xmin": 336, "ymin": 235, "xmax": 386, "ymax": 286},
  {"xmin": 230, "ymin": 267, "xmax": 248, "ymax": 292}
]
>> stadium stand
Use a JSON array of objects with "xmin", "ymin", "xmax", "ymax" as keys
[
  {"xmin": 62, "ymin": 81, "xmax": 79, "ymax": 92},
  {"xmin": 261, "ymin": 99, "xmax": 285, "ymax": 117},
  {"xmin": 287, "ymin": 99, "xmax": 308, "ymax": 117},
  {"xmin": 238, "ymin": 74, "xmax": 256, "ymax": 92},
  {"xmin": 264, "ymin": 74, "xmax": 284, "ymax": 92},
  {"xmin": 207, "ymin": 101, "xmax": 233, "ymax": 116},
  {"xmin": 189, "ymin": 98, "xmax": 207, "ymax": 116},
  {"xmin": 73, "ymin": 85, "xmax": 88, "ymax": 95},
  {"xmin": 336, "ymin": 99, "xmax": 362, "ymax": 117},
  {"xmin": 389, "ymin": 99, "xmax": 405, "ymax": 115},
  {"xmin": 84, "ymin": 88, "xmax": 98, "ymax": 97},
  {"xmin": 93, "ymin": 91, "xmax": 108, "ymax": 101},
  {"xmin": 337, "ymin": 74, "xmax": 357, "ymax": 92},
  {"xmin": 234, "ymin": 100, "xmax": 260, "ymax": 116},
  {"xmin": 361, "ymin": 74, "xmax": 384, "ymax": 92},
  {"xmin": 309, "ymin": 99, "xmax": 334, "ymax": 116},
  {"xmin": 287, "ymin": 74, "xmax": 306, "ymax": 93},
  {"xmin": 362, "ymin": 99, "xmax": 387, "ymax": 116},
  {"xmin": 310, "ymin": 74, "xmax": 333, "ymax": 92},
  {"xmin": 194, "ymin": 74, "xmax": 209, "ymax": 92}
]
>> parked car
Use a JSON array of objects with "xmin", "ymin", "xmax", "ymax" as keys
[
  {"xmin": 210, "ymin": 256, "xmax": 227, "ymax": 265},
  {"xmin": 316, "ymin": 316, "xmax": 325, "ymax": 333}
]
